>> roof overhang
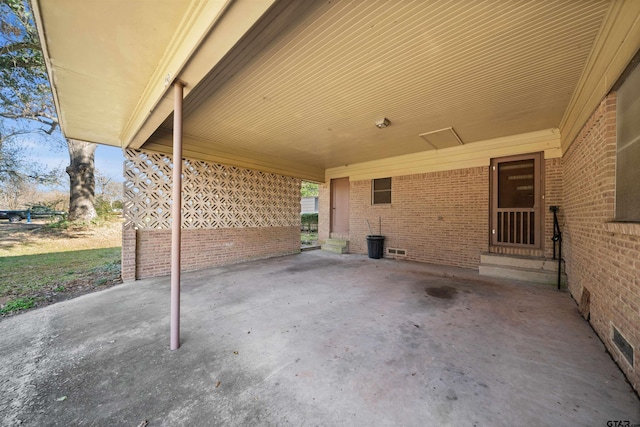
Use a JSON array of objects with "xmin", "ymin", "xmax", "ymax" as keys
[
  {"xmin": 33, "ymin": 0, "xmax": 640, "ymax": 183},
  {"xmin": 32, "ymin": 0, "xmax": 282, "ymax": 147}
]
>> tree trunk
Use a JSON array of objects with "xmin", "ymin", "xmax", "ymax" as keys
[{"xmin": 66, "ymin": 139, "xmax": 97, "ymax": 222}]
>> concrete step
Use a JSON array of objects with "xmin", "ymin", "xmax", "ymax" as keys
[
  {"xmin": 480, "ymin": 253, "xmax": 559, "ymax": 272},
  {"xmin": 321, "ymin": 244, "xmax": 348, "ymax": 254},
  {"xmin": 479, "ymin": 253, "xmax": 567, "ymax": 286},
  {"xmin": 479, "ymin": 264, "xmax": 567, "ymax": 286},
  {"xmin": 325, "ymin": 239, "xmax": 349, "ymax": 248},
  {"xmin": 322, "ymin": 239, "xmax": 349, "ymax": 254}
]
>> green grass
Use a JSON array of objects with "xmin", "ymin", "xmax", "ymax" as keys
[
  {"xmin": 0, "ymin": 247, "xmax": 122, "ymax": 298},
  {"xmin": 0, "ymin": 297, "xmax": 36, "ymax": 314},
  {"xmin": 301, "ymin": 232, "xmax": 318, "ymax": 245}
]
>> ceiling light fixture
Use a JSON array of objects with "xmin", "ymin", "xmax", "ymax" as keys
[{"xmin": 375, "ymin": 117, "xmax": 390, "ymax": 129}]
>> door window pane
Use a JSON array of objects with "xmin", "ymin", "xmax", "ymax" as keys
[{"xmin": 498, "ymin": 160, "xmax": 534, "ymax": 208}]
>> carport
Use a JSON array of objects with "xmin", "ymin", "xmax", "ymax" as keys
[
  {"xmin": 31, "ymin": 0, "xmax": 640, "ymax": 400},
  {"xmin": 1, "ymin": 251, "xmax": 638, "ymax": 425}
]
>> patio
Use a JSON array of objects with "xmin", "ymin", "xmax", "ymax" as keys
[{"xmin": 1, "ymin": 250, "xmax": 638, "ymax": 426}]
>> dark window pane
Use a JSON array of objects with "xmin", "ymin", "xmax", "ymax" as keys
[
  {"xmin": 373, "ymin": 191, "xmax": 391, "ymax": 204},
  {"xmin": 497, "ymin": 160, "xmax": 534, "ymax": 208},
  {"xmin": 374, "ymin": 177, "xmax": 391, "ymax": 191}
]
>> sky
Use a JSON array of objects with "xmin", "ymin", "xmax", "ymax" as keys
[
  {"xmin": 23, "ymin": 137, "xmax": 125, "ymax": 187},
  {"xmin": 1, "ymin": 1, "xmax": 126, "ymax": 189}
]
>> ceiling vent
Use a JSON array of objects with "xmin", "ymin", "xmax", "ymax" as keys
[{"xmin": 419, "ymin": 127, "xmax": 464, "ymax": 150}]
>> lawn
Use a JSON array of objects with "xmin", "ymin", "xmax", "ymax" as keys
[
  {"xmin": 0, "ymin": 247, "xmax": 121, "ymax": 297},
  {"xmin": 300, "ymin": 231, "xmax": 318, "ymax": 245},
  {"xmin": 1, "ymin": 220, "xmax": 317, "ymax": 316},
  {"xmin": 0, "ymin": 219, "xmax": 123, "ymax": 316}
]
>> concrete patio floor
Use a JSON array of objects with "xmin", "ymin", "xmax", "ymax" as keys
[{"xmin": 1, "ymin": 251, "xmax": 638, "ymax": 426}]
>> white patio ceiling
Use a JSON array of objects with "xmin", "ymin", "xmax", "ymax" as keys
[{"xmin": 33, "ymin": 0, "xmax": 640, "ymax": 182}]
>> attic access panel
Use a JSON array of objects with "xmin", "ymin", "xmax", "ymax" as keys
[{"xmin": 419, "ymin": 127, "xmax": 464, "ymax": 150}]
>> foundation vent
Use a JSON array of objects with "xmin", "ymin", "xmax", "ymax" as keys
[
  {"xmin": 387, "ymin": 248, "xmax": 407, "ymax": 257},
  {"xmin": 613, "ymin": 326, "xmax": 634, "ymax": 367}
]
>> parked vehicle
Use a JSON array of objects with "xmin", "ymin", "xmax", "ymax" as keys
[{"xmin": 0, "ymin": 206, "xmax": 67, "ymax": 223}]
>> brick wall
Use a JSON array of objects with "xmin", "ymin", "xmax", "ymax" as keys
[
  {"xmin": 543, "ymin": 158, "xmax": 563, "ymax": 260},
  {"xmin": 563, "ymin": 93, "xmax": 640, "ymax": 391},
  {"xmin": 323, "ymin": 161, "xmax": 562, "ymax": 269},
  {"xmin": 121, "ymin": 226, "xmax": 137, "ymax": 281},
  {"xmin": 348, "ymin": 167, "xmax": 489, "ymax": 269},
  {"xmin": 128, "ymin": 226, "xmax": 299, "ymax": 279},
  {"xmin": 318, "ymin": 182, "xmax": 330, "ymax": 243},
  {"xmin": 122, "ymin": 149, "xmax": 301, "ymax": 280}
]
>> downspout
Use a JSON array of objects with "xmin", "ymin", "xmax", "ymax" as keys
[{"xmin": 170, "ymin": 80, "xmax": 185, "ymax": 350}]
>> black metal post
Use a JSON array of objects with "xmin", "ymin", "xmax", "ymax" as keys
[
  {"xmin": 550, "ymin": 206, "xmax": 562, "ymax": 290},
  {"xmin": 557, "ymin": 230, "xmax": 562, "ymax": 291}
]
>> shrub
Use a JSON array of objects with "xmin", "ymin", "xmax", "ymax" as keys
[
  {"xmin": 301, "ymin": 213, "xmax": 318, "ymax": 232},
  {"xmin": 301, "ymin": 213, "xmax": 318, "ymax": 224}
]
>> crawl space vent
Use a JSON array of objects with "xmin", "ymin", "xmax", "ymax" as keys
[
  {"xmin": 387, "ymin": 248, "xmax": 406, "ymax": 257},
  {"xmin": 613, "ymin": 326, "xmax": 634, "ymax": 367},
  {"xmin": 419, "ymin": 127, "xmax": 464, "ymax": 150}
]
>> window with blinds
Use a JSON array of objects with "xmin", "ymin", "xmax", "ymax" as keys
[{"xmin": 372, "ymin": 178, "xmax": 391, "ymax": 205}]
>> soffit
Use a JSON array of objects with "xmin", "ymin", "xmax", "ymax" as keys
[
  {"xmin": 145, "ymin": 0, "xmax": 610, "ymax": 173},
  {"xmin": 34, "ymin": 0, "xmax": 194, "ymax": 146}
]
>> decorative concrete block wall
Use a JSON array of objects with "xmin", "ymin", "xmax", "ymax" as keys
[
  {"xmin": 122, "ymin": 149, "xmax": 301, "ymax": 280},
  {"xmin": 562, "ymin": 93, "xmax": 640, "ymax": 391}
]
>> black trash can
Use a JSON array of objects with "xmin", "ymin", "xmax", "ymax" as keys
[{"xmin": 366, "ymin": 235, "xmax": 385, "ymax": 259}]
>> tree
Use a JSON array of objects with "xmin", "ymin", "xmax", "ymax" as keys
[
  {"xmin": 0, "ymin": 125, "xmax": 59, "ymax": 205},
  {"xmin": 67, "ymin": 140, "xmax": 97, "ymax": 220},
  {"xmin": 0, "ymin": 0, "xmax": 97, "ymax": 221},
  {"xmin": 301, "ymin": 181, "xmax": 319, "ymax": 197},
  {"xmin": 0, "ymin": 128, "xmax": 28, "ymax": 190},
  {"xmin": 0, "ymin": 0, "xmax": 56, "ymax": 198},
  {"xmin": 95, "ymin": 169, "xmax": 123, "ymax": 215},
  {"xmin": 0, "ymin": 0, "xmax": 56, "ymax": 133}
]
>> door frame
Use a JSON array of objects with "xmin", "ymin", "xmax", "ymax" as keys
[{"xmin": 490, "ymin": 152, "xmax": 544, "ymax": 249}]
